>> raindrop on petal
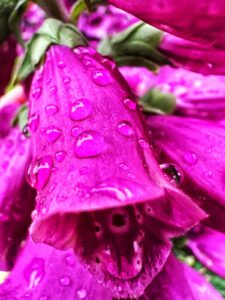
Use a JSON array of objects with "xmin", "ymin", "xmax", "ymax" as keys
[
  {"xmin": 70, "ymin": 99, "xmax": 92, "ymax": 121},
  {"xmin": 183, "ymin": 152, "xmax": 197, "ymax": 165},
  {"xmin": 45, "ymin": 126, "xmax": 62, "ymax": 143},
  {"xmin": 57, "ymin": 61, "xmax": 66, "ymax": 69},
  {"xmin": 91, "ymin": 69, "xmax": 112, "ymax": 86},
  {"xmin": 123, "ymin": 98, "xmax": 137, "ymax": 111},
  {"xmin": 55, "ymin": 151, "xmax": 66, "ymax": 163},
  {"xmin": 32, "ymin": 87, "xmax": 42, "ymax": 100},
  {"xmin": 77, "ymin": 289, "xmax": 87, "ymax": 299},
  {"xmin": 23, "ymin": 258, "xmax": 45, "ymax": 289},
  {"xmin": 29, "ymin": 113, "xmax": 39, "ymax": 132},
  {"xmin": 160, "ymin": 163, "xmax": 183, "ymax": 186},
  {"xmin": 59, "ymin": 275, "xmax": 72, "ymax": 286},
  {"xmin": 117, "ymin": 121, "xmax": 134, "ymax": 137},
  {"xmin": 45, "ymin": 104, "xmax": 59, "ymax": 116}
]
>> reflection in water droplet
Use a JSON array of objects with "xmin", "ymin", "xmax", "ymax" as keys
[
  {"xmin": 91, "ymin": 69, "xmax": 112, "ymax": 86},
  {"xmin": 74, "ymin": 130, "xmax": 107, "ymax": 158},
  {"xmin": 183, "ymin": 152, "xmax": 197, "ymax": 165},
  {"xmin": 59, "ymin": 275, "xmax": 72, "ymax": 286},
  {"xmin": 45, "ymin": 126, "xmax": 62, "ymax": 143},
  {"xmin": 70, "ymin": 99, "xmax": 92, "ymax": 121},
  {"xmin": 23, "ymin": 258, "xmax": 45, "ymax": 289},
  {"xmin": 27, "ymin": 156, "xmax": 53, "ymax": 190},
  {"xmin": 123, "ymin": 98, "xmax": 137, "ymax": 110},
  {"xmin": 160, "ymin": 163, "xmax": 183, "ymax": 186},
  {"xmin": 29, "ymin": 113, "xmax": 39, "ymax": 132},
  {"xmin": 23, "ymin": 125, "xmax": 31, "ymax": 138},
  {"xmin": 45, "ymin": 104, "xmax": 59, "ymax": 116},
  {"xmin": 117, "ymin": 121, "xmax": 134, "ymax": 137},
  {"xmin": 77, "ymin": 289, "xmax": 87, "ymax": 299},
  {"xmin": 55, "ymin": 151, "xmax": 66, "ymax": 163}
]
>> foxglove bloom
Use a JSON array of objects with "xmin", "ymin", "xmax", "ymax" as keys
[
  {"xmin": 27, "ymin": 45, "xmax": 205, "ymax": 297},
  {"xmin": 188, "ymin": 226, "xmax": 225, "ymax": 279},
  {"xmin": 0, "ymin": 237, "xmax": 111, "ymax": 300},
  {"xmin": 147, "ymin": 116, "xmax": 225, "ymax": 233},
  {"xmin": 142, "ymin": 254, "xmax": 224, "ymax": 300},
  {"xmin": 108, "ymin": 0, "xmax": 225, "ymax": 48},
  {"xmin": 0, "ymin": 104, "xmax": 35, "ymax": 270}
]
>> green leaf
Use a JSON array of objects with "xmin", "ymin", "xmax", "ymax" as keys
[
  {"xmin": 115, "ymin": 55, "xmax": 159, "ymax": 73},
  {"xmin": 38, "ymin": 18, "xmax": 62, "ymax": 40},
  {"xmin": 58, "ymin": 24, "xmax": 87, "ymax": 47},
  {"xmin": 12, "ymin": 104, "xmax": 28, "ymax": 132}
]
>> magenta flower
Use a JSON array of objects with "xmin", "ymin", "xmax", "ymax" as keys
[
  {"xmin": 0, "ymin": 237, "xmax": 112, "ymax": 300},
  {"xmin": 27, "ymin": 44, "xmax": 205, "ymax": 297},
  {"xmin": 0, "ymin": 104, "xmax": 35, "ymax": 270},
  {"xmin": 147, "ymin": 115, "xmax": 225, "ymax": 233},
  {"xmin": 143, "ymin": 254, "xmax": 224, "ymax": 300},
  {"xmin": 108, "ymin": 0, "xmax": 225, "ymax": 48},
  {"xmin": 188, "ymin": 226, "xmax": 225, "ymax": 279}
]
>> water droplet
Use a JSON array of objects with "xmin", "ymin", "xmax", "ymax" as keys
[
  {"xmin": 74, "ymin": 130, "xmax": 107, "ymax": 158},
  {"xmin": 63, "ymin": 76, "xmax": 71, "ymax": 84},
  {"xmin": 123, "ymin": 98, "xmax": 137, "ymax": 110},
  {"xmin": 23, "ymin": 258, "xmax": 45, "ymax": 289},
  {"xmin": 45, "ymin": 126, "xmax": 62, "ymax": 143},
  {"xmin": 204, "ymin": 170, "xmax": 212, "ymax": 178},
  {"xmin": 71, "ymin": 126, "xmax": 83, "ymax": 137},
  {"xmin": 101, "ymin": 57, "xmax": 116, "ymax": 70},
  {"xmin": 23, "ymin": 125, "xmax": 31, "ymax": 138},
  {"xmin": 39, "ymin": 296, "xmax": 48, "ymax": 300},
  {"xmin": 29, "ymin": 113, "xmax": 39, "ymax": 132},
  {"xmin": 65, "ymin": 254, "xmax": 75, "ymax": 267},
  {"xmin": 70, "ymin": 99, "xmax": 92, "ymax": 121},
  {"xmin": 183, "ymin": 152, "xmax": 197, "ymax": 165},
  {"xmin": 49, "ymin": 86, "xmax": 57, "ymax": 95},
  {"xmin": 77, "ymin": 289, "xmax": 87, "ymax": 299},
  {"xmin": 91, "ymin": 69, "xmax": 112, "ymax": 86},
  {"xmin": 79, "ymin": 166, "xmax": 88, "ymax": 175},
  {"xmin": 117, "ymin": 121, "xmax": 134, "ymax": 137},
  {"xmin": 32, "ymin": 87, "xmax": 42, "ymax": 100},
  {"xmin": 59, "ymin": 275, "xmax": 72, "ymax": 286},
  {"xmin": 57, "ymin": 61, "xmax": 66, "ymax": 69},
  {"xmin": 160, "ymin": 163, "xmax": 183, "ymax": 186},
  {"xmin": 45, "ymin": 104, "xmax": 59, "ymax": 116},
  {"xmin": 138, "ymin": 138, "xmax": 150, "ymax": 149},
  {"xmin": 55, "ymin": 151, "xmax": 66, "ymax": 163},
  {"xmin": 27, "ymin": 156, "xmax": 53, "ymax": 190}
]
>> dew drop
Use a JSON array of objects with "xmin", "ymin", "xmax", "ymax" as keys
[
  {"xmin": 23, "ymin": 125, "xmax": 31, "ymax": 138},
  {"xmin": 117, "ymin": 121, "xmax": 134, "ymax": 137},
  {"xmin": 55, "ymin": 151, "xmax": 66, "ymax": 163},
  {"xmin": 123, "ymin": 98, "xmax": 137, "ymax": 110},
  {"xmin": 45, "ymin": 104, "xmax": 59, "ymax": 116},
  {"xmin": 71, "ymin": 126, "xmax": 83, "ymax": 137},
  {"xmin": 59, "ymin": 275, "xmax": 72, "ymax": 286},
  {"xmin": 74, "ymin": 130, "xmax": 107, "ymax": 158},
  {"xmin": 39, "ymin": 296, "xmax": 48, "ymax": 300},
  {"xmin": 77, "ymin": 289, "xmax": 87, "ymax": 299},
  {"xmin": 70, "ymin": 99, "xmax": 92, "ymax": 121},
  {"xmin": 49, "ymin": 86, "xmax": 57, "ymax": 95},
  {"xmin": 65, "ymin": 254, "xmax": 75, "ymax": 267},
  {"xmin": 183, "ymin": 152, "xmax": 197, "ymax": 165},
  {"xmin": 29, "ymin": 113, "xmax": 39, "ymax": 132},
  {"xmin": 160, "ymin": 163, "xmax": 183, "ymax": 186},
  {"xmin": 32, "ymin": 87, "xmax": 42, "ymax": 100},
  {"xmin": 57, "ymin": 61, "xmax": 66, "ymax": 69},
  {"xmin": 63, "ymin": 76, "xmax": 71, "ymax": 84},
  {"xmin": 91, "ymin": 69, "xmax": 112, "ymax": 86},
  {"xmin": 138, "ymin": 138, "xmax": 150, "ymax": 149},
  {"xmin": 23, "ymin": 258, "xmax": 45, "ymax": 289},
  {"xmin": 45, "ymin": 126, "xmax": 62, "ymax": 143},
  {"xmin": 27, "ymin": 156, "xmax": 53, "ymax": 190}
]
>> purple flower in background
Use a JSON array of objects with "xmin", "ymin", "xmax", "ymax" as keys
[
  {"xmin": 108, "ymin": 0, "xmax": 225, "ymax": 48},
  {"xmin": 26, "ymin": 44, "xmax": 205, "ymax": 297},
  {"xmin": 188, "ymin": 226, "xmax": 225, "ymax": 279},
  {"xmin": 0, "ymin": 104, "xmax": 35, "ymax": 270},
  {"xmin": 147, "ymin": 115, "xmax": 225, "ymax": 233},
  {"xmin": 142, "ymin": 254, "xmax": 224, "ymax": 300}
]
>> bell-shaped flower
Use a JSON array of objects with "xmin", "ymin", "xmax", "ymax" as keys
[
  {"xmin": 27, "ymin": 44, "xmax": 205, "ymax": 297},
  {"xmin": 0, "ymin": 104, "xmax": 35, "ymax": 270},
  {"xmin": 147, "ymin": 115, "xmax": 225, "ymax": 233}
]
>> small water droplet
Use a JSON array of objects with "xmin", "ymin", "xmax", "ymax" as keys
[
  {"xmin": 45, "ymin": 126, "xmax": 62, "ymax": 143},
  {"xmin": 117, "ymin": 121, "xmax": 134, "ymax": 137},
  {"xmin": 39, "ymin": 296, "xmax": 48, "ymax": 300},
  {"xmin": 65, "ymin": 254, "xmax": 75, "ymax": 267},
  {"xmin": 91, "ymin": 69, "xmax": 112, "ymax": 86},
  {"xmin": 63, "ymin": 76, "xmax": 71, "ymax": 84},
  {"xmin": 59, "ymin": 275, "xmax": 72, "ymax": 286},
  {"xmin": 32, "ymin": 87, "xmax": 42, "ymax": 100},
  {"xmin": 71, "ymin": 126, "xmax": 83, "ymax": 137},
  {"xmin": 123, "ymin": 98, "xmax": 137, "ymax": 110},
  {"xmin": 29, "ymin": 113, "xmax": 39, "ymax": 132},
  {"xmin": 24, "ymin": 258, "xmax": 45, "ymax": 289},
  {"xmin": 204, "ymin": 170, "xmax": 212, "ymax": 178},
  {"xmin": 74, "ymin": 130, "xmax": 107, "ymax": 158},
  {"xmin": 79, "ymin": 166, "xmax": 88, "ymax": 175},
  {"xmin": 23, "ymin": 125, "xmax": 31, "ymax": 138},
  {"xmin": 138, "ymin": 138, "xmax": 150, "ymax": 149},
  {"xmin": 70, "ymin": 99, "xmax": 92, "ymax": 121},
  {"xmin": 160, "ymin": 163, "xmax": 183, "ymax": 186},
  {"xmin": 57, "ymin": 61, "xmax": 66, "ymax": 69},
  {"xmin": 101, "ymin": 57, "xmax": 116, "ymax": 70},
  {"xmin": 55, "ymin": 151, "xmax": 66, "ymax": 163},
  {"xmin": 27, "ymin": 156, "xmax": 53, "ymax": 190},
  {"xmin": 183, "ymin": 152, "xmax": 197, "ymax": 165},
  {"xmin": 49, "ymin": 86, "xmax": 57, "ymax": 95},
  {"xmin": 77, "ymin": 289, "xmax": 87, "ymax": 299},
  {"xmin": 45, "ymin": 104, "xmax": 59, "ymax": 116}
]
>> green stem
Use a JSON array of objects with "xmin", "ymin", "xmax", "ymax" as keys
[{"xmin": 33, "ymin": 0, "xmax": 68, "ymax": 22}]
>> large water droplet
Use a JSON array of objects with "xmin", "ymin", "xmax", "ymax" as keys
[
  {"xmin": 123, "ymin": 98, "xmax": 137, "ymax": 110},
  {"xmin": 70, "ymin": 99, "xmax": 92, "ymax": 121},
  {"xmin": 59, "ymin": 275, "xmax": 72, "ymax": 286},
  {"xmin": 183, "ymin": 152, "xmax": 197, "ymax": 165},
  {"xmin": 55, "ymin": 151, "xmax": 66, "ymax": 163},
  {"xmin": 45, "ymin": 104, "xmax": 59, "ymax": 116},
  {"xmin": 74, "ymin": 130, "xmax": 107, "ymax": 158},
  {"xmin": 45, "ymin": 126, "xmax": 62, "ymax": 143},
  {"xmin": 77, "ymin": 289, "xmax": 87, "ymax": 299},
  {"xmin": 160, "ymin": 163, "xmax": 183, "ymax": 186},
  {"xmin": 91, "ymin": 69, "xmax": 112, "ymax": 86},
  {"xmin": 23, "ymin": 258, "xmax": 45, "ymax": 289},
  {"xmin": 29, "ymin": 113, "xmax": 39, "ymax": 132},
  {"xmin": 27, "ymin": 156, "xmax": 53, "ymax": 190},
  {"xmin": 117, "ymin": 121, "xmax": 134, "ymax": 137}
]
